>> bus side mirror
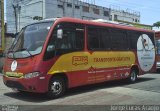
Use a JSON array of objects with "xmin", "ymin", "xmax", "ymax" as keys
[{"xmin": 57, "ymin": 29, "xmax": 63, "ymax": 39}]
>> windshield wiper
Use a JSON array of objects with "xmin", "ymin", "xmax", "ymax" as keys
[{"xmin": 15, "ymin": 48, "xmax": 33, "ymax": 57}]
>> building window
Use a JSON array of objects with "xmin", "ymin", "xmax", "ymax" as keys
[
  {"xmin": 104, "ymin": 11, "xmax": 109, "ymax": 17},
  {"xmin": 75, "ymin": 5, "xmax": 80, "ymax": 9},
  {"xmin": 135, "ymin": 19, "xmax": 138, "ymax": 22},
  {"xmin": 93, "ymin": 8, "xmax": 99, "ymax": 15},
  {"xmin": 83, "ymin": 6, "xmax": 89, "ymax": 12},
  {"xmin": 114, "ymin": 15, "xmax": 118, "ymax": 21},
  {"xmin": 58, "ymin": 4, "xmax": 63, "ymax": 8},
  {"xmin": 110, "ymin": 15, "xmax": 112, "ymax": 20},
  {"xmin": 67, "ymin": 3, "xmax": 72, "ymax": 8}
]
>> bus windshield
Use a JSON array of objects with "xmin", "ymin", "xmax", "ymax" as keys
[{"xmin": 8, "ymin": 22, "xmax": 53, "ymax": 58}]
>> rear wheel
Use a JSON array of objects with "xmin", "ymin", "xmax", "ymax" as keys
[
  {"xmin": 47, "ymin": 77, "xmax": 66, "ymax": 98},
  {"xmin": 128, "ymin": 70, "xmax": 138, "ymax": 83}
]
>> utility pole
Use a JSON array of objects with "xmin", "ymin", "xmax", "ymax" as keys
[
  {"xmin": 62, "ymin": 1, "xmax": 65, "ymax": 17},
  {"xmin": 12, "ymin": 0, "xmax": 21, "ymax": 33},
  {"xmin": 72, "ymin": 0, "xmax": 74, "ymax": 17},
  {"xmin": 18, "ymin": 5, "xmax": 21, "ymax": 31},
  {"xmin": 42, "ymin": 0, "xmax": 43, "ymax": 19},
  {"xmin": 12, "ymin": 4, "xmax": 18, "ymax": 33},
  {"xmin": 0, "ymin": 0, "xmax": 5, "ymax": 53}
]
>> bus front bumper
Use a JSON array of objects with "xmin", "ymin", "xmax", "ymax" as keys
[
  {"xmin": 157, "ymin": 62, "xmax": 160, "ymax": 69},
  {"xmin": 3, "ymin": 75, "xmax": 50, "ymax": 93}
]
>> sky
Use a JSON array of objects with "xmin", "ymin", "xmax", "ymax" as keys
[
  {"xmin": 95, "ymin": 0, "xmax": 160, "ymax": 25},
  {"xmin": 3, "ymin": 0, "xmax": 160, "ymax": 26}
]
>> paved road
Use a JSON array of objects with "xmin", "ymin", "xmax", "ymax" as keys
[{"xmin": 0, "ymin": 73, "xmax": 160, "ymax": 110}]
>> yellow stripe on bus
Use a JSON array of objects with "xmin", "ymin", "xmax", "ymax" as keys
[{"xmin": 48, "ymin": 51, "xmax": 135, "ymax": 74}]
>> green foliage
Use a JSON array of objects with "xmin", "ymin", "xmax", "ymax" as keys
[
  {"xmin": 33, "ymin": 16, "xmax": 43, "ymax": 21},
  {"xmin": 153, "ymin": 21, "xmax": 160, "ymax": 28}
]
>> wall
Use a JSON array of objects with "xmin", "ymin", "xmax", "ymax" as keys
[
  {"xmin": 0, "ymin": 36, "xmax": 14, "ymax": 73},
  {"xmin": 7, "ymin": 0, "xmax": 140, "ymax": 34}
]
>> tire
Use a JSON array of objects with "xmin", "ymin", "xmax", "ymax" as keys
[
  {"xmin": 128, "ymin": 69, "xmax": 137, "ymax": 83},
  {"xmin": 47, "ymin": 77, "xmax": 66, "ymax": 99}
]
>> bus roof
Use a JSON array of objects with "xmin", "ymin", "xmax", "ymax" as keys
[
  {"xmin": 33, "ymin": 17, "xmax": 154, "ymax": 33},
  {"xmin": 56, "ymin": 17, "xmax": 154, "ymax": 33}
]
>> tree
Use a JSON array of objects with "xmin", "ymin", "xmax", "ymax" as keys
[
  {"xmin": 33, "ymin": 16, "xmax": 43, "ymax": 21},
  {"xmin": 153, "ymin": 21, "xmax": 160, "ymax": 28}
]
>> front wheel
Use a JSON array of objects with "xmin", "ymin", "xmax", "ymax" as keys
[
  {"xmin": 128, "ymin": 70, "xmax": 138, "ymax": 83},
  {"xmin": 47, "ymin": 77, "xmax": 66, "ymax": 99}
]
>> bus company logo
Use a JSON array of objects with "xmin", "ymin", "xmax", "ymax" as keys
[
  {"xmin": 11, "ymin": 60, "xmax": 18, "ymax": 72},
  {"xmin": 72, "ymin": 56, "xmax": 88, "ymax": 66}
]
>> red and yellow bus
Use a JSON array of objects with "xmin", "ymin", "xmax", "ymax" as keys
[
  {"xmin": 3, "ymin": 17, "xmax": 156, "ymax": 98},
  {"xmin": 155, "ymin": 31, "xmax": 160, "ymax": 70}
]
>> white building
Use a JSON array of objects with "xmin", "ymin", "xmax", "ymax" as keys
[
  {"xmin": 110, "ymin": 5, "xmax": 140, "ymax": 23},
  {"xmin": 6, "ymin": 0, "xmax": 140, "ymax": 33}
]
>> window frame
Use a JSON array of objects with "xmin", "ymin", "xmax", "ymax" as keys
[
  {"xmin": 83, "ymin": 6, "xmax": 89, "ymax": 13},
  {"xmin": 104, "ymin": 10, "xmax": 109, "ymax": 17},
  {"xmin": 93, "ymin": 8, "xmax": 100, "ymax": 15}
]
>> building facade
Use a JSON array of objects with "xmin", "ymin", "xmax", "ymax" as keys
[
  {"xmin": 6, "ymin": 0, "xmax": 140, "ymax": 33},
  {"xmin": 110, "ymin": 5, "xmax": 140, "ymax": 23}
]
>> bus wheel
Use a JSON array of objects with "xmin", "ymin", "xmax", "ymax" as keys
[
  {"xmin": 47, "ymin": 77, "xmax": 66, "ymax": 98},
  {"xmin": 128, "ymin": 70, "xmax": 137, "ymax": 83}
]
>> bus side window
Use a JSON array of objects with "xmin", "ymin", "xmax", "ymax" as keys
[
  {"xmin": 88, "ymin": 26, "xmax": 111, "ymax": 50},
  {"xmin": 100, "ymin": 28, "xmax": 111, "ymax": 50},
  {"xmin": 110, "ymin": 29, "xmax": 128, "ymax": 50},
  {"xmin": 88, "ymin": 27, "xmax": 100, "ymax": 50},
  {"xmin": 44, "ymin": 23, "xmax": 84, "ymax": 60},
  {"xmin": 88, "ymin": 26, "xmax": 111, "ymax": 51},
  {"xmin": 128, "ymin": 31, "xmax": 140, "ymax": 50},
  {"xmin": 157, "ymin": 40, "xmax": 160, "ymax": 55}
]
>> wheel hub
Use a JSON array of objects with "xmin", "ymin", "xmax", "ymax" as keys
[
  {"xmin": 131, "ymin": 71, "xmax": 136, "ymax": 81},
  {"xmin": 51, "ymin": 81, "xmax": 62, "ymax": 94}
]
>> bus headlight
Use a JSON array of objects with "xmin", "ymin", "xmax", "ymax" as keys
[{"xmin": 24, "ymin": 72, "xmax": 40, "ymax": 79}]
